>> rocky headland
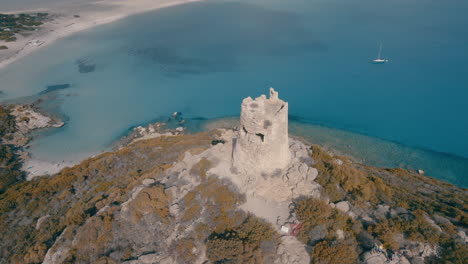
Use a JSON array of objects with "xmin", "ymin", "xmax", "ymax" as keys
[
  {"xmin": 0, "ymin": 103, "xmax": 64, "ymax": 191},
  {"xmin": 0, "ymin": 89, "xmax": 466, "ymax": 264},
  {"xmin": 6, "ymin": 104, "xmax": 64, "ymax": 146}
]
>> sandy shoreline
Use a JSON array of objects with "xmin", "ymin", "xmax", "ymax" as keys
[
  {"xmin": 1, "ymin": 0, "xmax": 203, "ymax": 178},
  {"xmin": 23, "ymin": 158, "xmax": 82, "ymax": 180},
  {"xmin": 0, "ymin": 0, "xmax": 203, "ymax": 70}
]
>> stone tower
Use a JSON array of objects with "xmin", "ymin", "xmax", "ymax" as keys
[{"xmin": 232, "ymin": 88, "xmax": 291, "ymax": 175}]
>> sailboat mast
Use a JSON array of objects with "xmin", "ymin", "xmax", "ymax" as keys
[{"xmin": 377, "ymin": 43, "xmax": 382, "ymax": 60}]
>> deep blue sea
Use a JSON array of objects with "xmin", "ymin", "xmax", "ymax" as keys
[{"xmin": 1, "ymin": 0, "xmax": 467, "ymax": 186}]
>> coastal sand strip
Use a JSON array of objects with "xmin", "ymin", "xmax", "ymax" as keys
[{"xmin": 0, "ymin": 0, "xmax": 204, "ymax": 70}]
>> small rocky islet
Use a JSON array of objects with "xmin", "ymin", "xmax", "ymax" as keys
[{"xmin": 0, "ymin": 89, "xmax": 466, "ymax": 264}]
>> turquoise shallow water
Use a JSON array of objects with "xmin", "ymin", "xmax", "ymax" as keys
[
  {"xmin": 0, "ymin": 0, "xmax": 467, "ymax": 186},
  {"xmin": 201, "ymin": 117, "xmax": 468, "ymax": 187}
]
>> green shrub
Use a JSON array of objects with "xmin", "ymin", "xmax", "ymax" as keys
[
  {"xmin": 312, "ymin": 240, "xmax": 359, "ymax": 264},
  {"xmin": 439, "ymin": 242, "xmax": 468, "ymax": 264},
  {"xmin": 206, "ymin": 231, "xmax": 244, "ymax": 263},
  {"xmin": 0, "ymin": 105, "xmax": 23, "ymax": 193},
  {"xmin": 368, "ymin": 211, "xmax": 441, "ymax": 251},
  {"xmin": 295, "ymin": 197, "xmax": 358, "ymax": 244},
  {"xmin": 174, "ymin": 238, "xmax": 198, "ymax": 264},
  {"xmin": 0, "ymin": 132, "xmax": 217, "ymax": 263},
  {"xmin": 296, "ymin": 197, "xmax": 332, "ymax": 226},
  {"xmin": 311, "ymin": 145, "xmax": 393, "ymax": 205},
  {"xmin": 205, "ymin": 214, "xmax": 278, "ymax": 264}
]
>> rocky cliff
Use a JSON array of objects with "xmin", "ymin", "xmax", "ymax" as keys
[{"xmin": 0, "ymin": 90, "xmax": 466, "ymax": 264}]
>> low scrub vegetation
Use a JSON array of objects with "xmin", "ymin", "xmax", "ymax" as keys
[
  {"xmin": 176, "ymin": 157, "xmax": 278, "ymax": 263},
  {"xmin": 294, "ymin": 197, "xmax": 360, "ymax": 263},
  {"xmin": 309, "ymin": 144, "xmax": 467, "ymax": 263},
  {"xmin": 0, "ymin": 132, "xmax": 216, "ymax": 263},
  {"xmin": 0, "ymin": 128, "xmax": 466, "ymax": 263},
  {"xmin": 0, "ymin": 105, "xmax": 23, "ymax": 193},
  {"xmin": 311, "ymin": 145, "xmax": 393, "ymax": 204},
  {"xmin": 311, "ymin": 240, "xmax": 359, "ymax": 264},
  {"xmin": 0, "ymin": 13, "xmax": 48, "ymax": 42},
  {"xmin": 368, "ymin": 210, "xmax": 440, "ymax": 250},
  {"xmin": 205, "ymin": 214, "xmax": 279, "ymax": 264}
]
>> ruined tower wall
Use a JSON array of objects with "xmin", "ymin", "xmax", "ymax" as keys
[{"xmin": 232, "ymin": 88, "xmax": 291, "ymax": 175}]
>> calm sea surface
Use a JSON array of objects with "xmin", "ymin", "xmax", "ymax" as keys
[{"xmin": 1, "ymin": 0, "xmax": 467, "ymax": 186}]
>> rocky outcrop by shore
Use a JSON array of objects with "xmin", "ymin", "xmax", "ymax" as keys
[
  {"xmin": 0, "ymin": 103, "xmax": 64, "ymax": 188},
  {"xmin": 113, "ymin": 112, "xmax": 186, "ymax": 149},
  {"xmin": 5, "ymin": 104, "xmax": 63, "ymax": 146}
]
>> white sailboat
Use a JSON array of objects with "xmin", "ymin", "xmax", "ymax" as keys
[{"xmin": 372, "ymin": 43, "xmax": 388, "ymax": 64}]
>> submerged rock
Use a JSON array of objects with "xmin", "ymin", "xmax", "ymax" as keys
[
  {"xmin": 38, "ymin": 84, "xmax": 71, "ymax": 95},
  {"xmin": 76, "ymin": 58, "xmax": 96, "ymax": 73}
]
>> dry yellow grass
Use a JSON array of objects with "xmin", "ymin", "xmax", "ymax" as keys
[{"xmin": 0, "ymin": 132, "xmax": 217, "ymax": 263}]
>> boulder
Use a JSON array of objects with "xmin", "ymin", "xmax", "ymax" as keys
[
  {"xmin": 411, "ymin": 256, "xmax": 425, "ymax": 264},
  {"xmin": 307, "ymin": 167, "xmax": 318, "ymax": 181},
  {"xmin": 336, "ymin": 229, "xmax": 345, "ymax": 240},
  {"xmin": 421, "ymin": 244, "xmax": 438, "ymax": 258},
  {"xmin": 309, "ymin": 225, "xmax": 327, "ymax": 243},
  {"xmin": 142, "ymin": 179, "xmax": 155, "ymax": 186},
  {"xmin": 333, "ymin": 158, "xmax": 344, "ymax": 165},
  {"xmin": 457, "ymin": 230, "xmax": 468, "ymax": 243},
  {"xmin": 373, "ymin": 204, "xmax": 390, "ymax": 219},
  {"xmin": 360, "ymin": 214, "xmax": 375, "ymax": 224},
  {"xmin": 336, "ymin": 201, "xmax": 351, "ymax": 213},
  {"xmin": 139, "ymin": 254, "xmax": 165, "ymax": 264},
  {"xmin": 399, "ymin": 256, "xmax": 411, "ymax": 264},
  {"xmin": 362, "ymin": 251, "xmax": 387, "ymax": 264},
  {"xmin": 35, "ymin": 215, "xmax": 51, "ymax": 230}
]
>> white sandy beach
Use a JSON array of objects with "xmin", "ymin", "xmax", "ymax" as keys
[
  {"xmin": 0, "ymin": 0, "xmax": 203, "ymax": 70},
  {"xmin": 23, "ymin": 158, "xmax": 80, "ymax": 180},
  {"xmin": 1, "ymin": 0, "xmax": 203, "ymax": 178}
]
